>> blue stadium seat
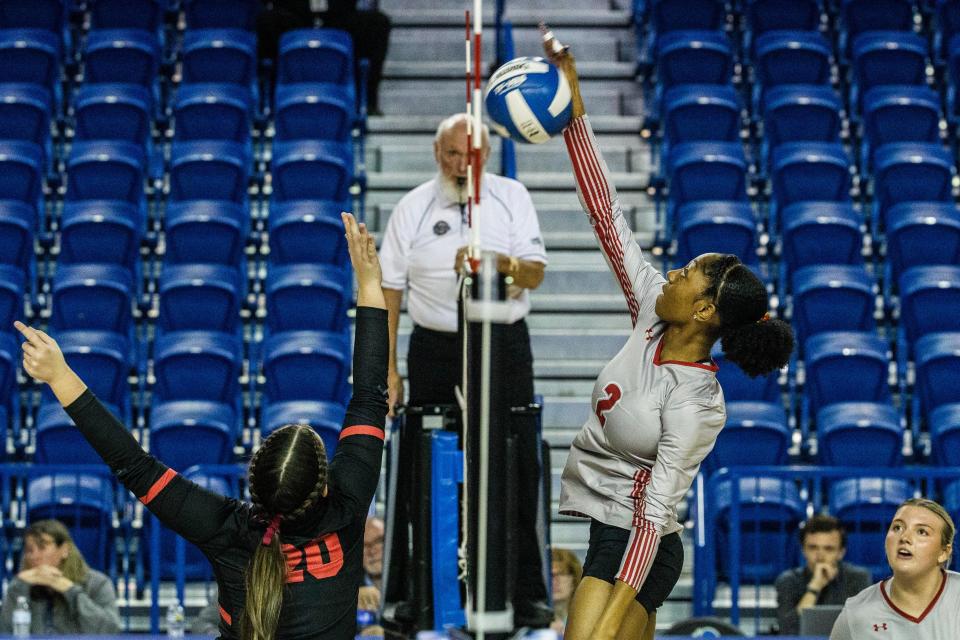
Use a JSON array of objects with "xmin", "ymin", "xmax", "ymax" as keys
[
  {"xmin": 73, "ymin": 83, "xmax": 152, "ymax": 145},
  {"xmin": 0, "ymin": 29, "xmax": 61, "ymax": 89},
  {"xmin": 270, "ymin": 140, "xmax": 353, "ymax": 202},
  {"xmin": 946, "ymin": 481, "xmax": 960, "ymax": 571},
  {"xmin": 65, "ymin": 140, "xmax": 146, "ymax": 206},
  {"xmin": 702, "ymin": 401, "xmax": 790, "ymax": 475},
  {"xmin": 278, "ymin": 29, "xmax": 354, "ymax": 86},
  {"xmin": 754, "ymin": 31, "xmax": 831, "ymax": 108},
  {"xmin": 0, "ymin": 265, "xmax": 25, "ymax": 329},
  {"xmin": 714, "ymin": 477, "xmax": 804, "ymax": 581},
  {"xmin": 780, "ymin": 202, "xmax": 862, "ymax": 277},
  {"xmin": 164, "ymin": 200, "xmax": 248, "ymax": 266},
  {"xmin": 791, "ymin": 265, "xmax": 876, "ymax": 345},
  {"xmin": 651, "ymin": 0, "xmax": 725, "ymax": 33},
  {"xmin": 862, "ymin": 86, "xmax": 941, "ymax": 152},
  {"xmin": 938, "ymin": 0, "xmax": 960, "ymax": 60},
  {"xmin": 0, "ymin": 83, "xmax": 52, "ymax": 151},
  {"xmin": 35, "ymin": 400, "xmax": 123, "ymax": 464},
  {"xmin": 885, "ymin": 202, "xmax": 960, "ymax": 288},
  {"xmin": 711, "ymin": 342, "xmax": 781, "ymax": 402},
  {"xmin": 0, "ymin": 0, "xmax": 65, "ymax": 31},
  {"xmin": 261, "ymin": 399, "xmax": 346, "ymax": 458},
  {"xmin": 83, "ymin": 29, "xmax": 160, "ymax": 88},
  {"xmin": 748, "ymin": 0, "xmax": 821, "ymax": 35},
  {"xmin": 52, "ymin": 330, "xmax": 130, "ymax": 410},
  {"xmin": 914, "ymin": 332, "xmax": 960, "ymax": 417},
  {"xmin": 0, "ymin": 332, "xmax": 19, "ymax": 446},
  {"xmin": 830, "ymin": 477, "xmax": 912, "ymax": 580},
  {"xmin": 181, "ymin": 29, "xmax": 257, "ymax": 88},
  {"xmin": 152, "ymin": 330, "xmax": 242, "ymax": 405},
  {"xmin": 169, "ymin": 140, "xmax": 248, "ymax": 203},
  {"xmin": 770, "ymin": 142, "xmax": 850, "ymax": 216},
  {"xmin": 157, "ymin": 263, "xmax": 242, "ymax": 335},
  {"xmin": 274, "ymin": 83, "xmax": 355, "ymax": 142},
  {"xmin": 852, "ymin": 31, "xmax": 928, "ymax": 96},
  {"xmin": 930, "ymin": 404, "xmax": 960, "ymax": 466},
  {"xmin": 87, "ymin": 0, "xmax": 164, "ymax": 32},
  {"xmin": 0, "ymin": 200, "xmax": 34, "ymax": 272},
  {"xmin": 949, "ymin": 34, "xmax": 960, "ymax": 121},
  {"xmin": 898, "ymin": 266, "xmax": 960, "ymax": 345},
  {"xmin": 805, "ymin": 331, "xmax": 891, "ymax": 416},
  {"xmin": 59, "ymin": 201, "xmax": 142, "ymax": 269},
  {"xmin": 51, "ymin": 263, "xmax": 133, "ymax": 334},
  {"xmin": 667, "ymin": 142, "xmax": 748, "ymax": 208},
  {"xmin": 674, "ymin": 201, "xmax": 757, "ymax": 265},
  {"xmin": 182, "ymin": 0, "xmax": 260, "ymax": 30},
  {"xmin": 27, "ymin": 474, "xmax": 115, "ymax": 572},
  {"xmin": 817, "ymin": 402, "xmax": 902, "ymax": 466},
  {"xmin": 842, "ymin": 0, "xmax": 915, "ymax": 47},
  {"xmin": 656, "ymin": 31, "xmax": 733, "ymax": 89},
  {"xmin": 267, "ymin": 200, "xmax": 350, "ymax": 266},
  {"xmin": 150, "ymin": 400, "xmax": 235, "ymax": 467},
  {"xmin": 872, "ymin": 143, "xmax": 954, "ymax": 232},
  {"xmin": 0, "ymin": 140, "xmax": 43, "ymax": 208},
  {"xmin": 762, "ymin": 85, "xmax": 842, "ymax": 150},
  {"xmin": 261, "ymin": 330, "xmax": 351, "ymax": 403},
  {"xmin": 660, "ymin": 84, "xmax": 740, "ymax": 160},
  {"xmin": 173, "ymin": 83, "xmax": 252, "ymax": 144},
  {"xmin": 265, "ymin": 263, "xmax": 351, "ymax": 333}
]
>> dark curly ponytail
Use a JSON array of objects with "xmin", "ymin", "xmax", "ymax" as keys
[
  {"xmin": 242, "ymin": 425, "xmax": 328, "ymax": 640},
  {"xmin": 702, "ymin": 257, "xmax": 795, "ymax": 377}
]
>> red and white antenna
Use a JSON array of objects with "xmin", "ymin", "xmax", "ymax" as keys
[{"xmin": 465, "ymin": 2, "xmax": 483, "ymax": 274}]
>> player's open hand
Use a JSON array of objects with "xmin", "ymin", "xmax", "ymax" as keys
[
  {"xmin": 342, "ymin": 212, "xmax": 386, "ymax": 310},
  {"xmin": 14, "ymin": 321, "xmax": 69, "ymax": 386},
  {"xmin": 540, "ymin": 23, "xmax": 585, "ymax": 120}
]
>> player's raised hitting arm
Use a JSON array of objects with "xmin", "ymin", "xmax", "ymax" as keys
[{"xmin": 542, "ymin": 25, "xmax": 666, "ymax": 328}]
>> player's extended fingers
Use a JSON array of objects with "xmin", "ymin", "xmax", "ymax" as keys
[
  {"xmin": 341, "ymin": 211, "xmax": 359, "ymax": 238},
  {"xmin": 14, "ymin": 320, "xmax": 45, "ymax": 347}
]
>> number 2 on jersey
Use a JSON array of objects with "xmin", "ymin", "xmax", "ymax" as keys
[
  {"xmin": 283, "ymin": 532, "xmax": 344, "ymax": 583},
  {"xmin": 595, "ymin": 382, "xmax": 622, "ymax": 427}
]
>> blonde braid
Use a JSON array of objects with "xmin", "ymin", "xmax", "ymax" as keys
[{"xmin": 284, "ymin": 430, "xmax": 328, "ymax": 522}]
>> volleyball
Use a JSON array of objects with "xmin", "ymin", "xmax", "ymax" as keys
[{"xmin": 484, "ymin": 56, "xmax": 573, "ymax": 144}]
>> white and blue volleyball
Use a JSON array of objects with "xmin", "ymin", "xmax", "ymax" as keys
[{"xmin": 484, "ymin": 56, "xmax": 572, "ymax": 144}]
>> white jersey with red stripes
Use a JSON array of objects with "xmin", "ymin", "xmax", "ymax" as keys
[
  {"xmin": 830, "ymin": 571, "xmax": 960, "ymax": 639},
  {"xmin": 558, "ymin": 115, "xmax": 726, "ymax": 591}
]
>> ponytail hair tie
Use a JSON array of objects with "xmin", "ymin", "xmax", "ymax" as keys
[
  {"xmin": 757, "ymin": 312, "xmax": 771, "ymax": 324},
  {"xmin": 262, "ymin": 514, "xmax": 282, "ymax": 545}
]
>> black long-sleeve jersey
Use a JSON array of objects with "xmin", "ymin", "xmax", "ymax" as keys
[{"xmin": 63, "ymin": 306, "xmax": 389, "ymax": 640}]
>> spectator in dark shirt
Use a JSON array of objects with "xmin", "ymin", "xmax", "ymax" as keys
[
  {"xmin": 257, "ymin": 0, "xmax": 391, "ymax": 114},
  {"xmin": 775, "ymin": 514, "xmax": 872, "ymax": 635}
]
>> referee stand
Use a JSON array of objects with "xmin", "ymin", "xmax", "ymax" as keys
[{"xmin": 381, "ymin": 251, "xmax": 552, "ymax": 639}]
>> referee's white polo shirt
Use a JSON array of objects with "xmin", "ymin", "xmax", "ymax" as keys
[{"xmin": 380, "ymin": 173, "xmax": 548, "ymax": 333}]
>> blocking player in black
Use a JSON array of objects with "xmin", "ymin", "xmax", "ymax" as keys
[{"xmin": 16, "ymin": 212, "xmax": 387, "ymax": 640}]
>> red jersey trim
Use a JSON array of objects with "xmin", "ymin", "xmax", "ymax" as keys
[
  {"xmin": 339, "ymin": 425, "xmax": 385, "ymax": 441},
  {"xmin": 879, "ymin": 570, "xmax": 947, "ymax": 623},
  {"xmin": 218, "ymin": 605, "xmax": 232, "ymax": 626},
  {"xmin": 139, "ymin": 468, "xmax": 177, "ymax": 505},
  {"xmin": 653, "ymin": 336, "xmax": 720, "ymax": 372}
]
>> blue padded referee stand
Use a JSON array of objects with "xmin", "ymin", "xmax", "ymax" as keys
[{"xmin": 430, "ymin": 431, "xmax": 466, "ymax": 630}]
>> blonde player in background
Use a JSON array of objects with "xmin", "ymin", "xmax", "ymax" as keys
[
  {"xmin": 830, "ymin": 498, "xmax": 959, "ymax": 639},
  {"xmin": 542, "ymin": 26, "xmax": 795, "ymax": 640}
]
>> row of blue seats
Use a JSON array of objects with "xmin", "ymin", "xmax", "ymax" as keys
[{"xmin": 708, "ymin": 474, "xmax": 960, "ymax": 581}]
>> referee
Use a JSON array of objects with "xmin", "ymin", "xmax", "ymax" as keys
[{"xmin": 379, "ymin": 112, "xmax": 552, "ymax": 627}]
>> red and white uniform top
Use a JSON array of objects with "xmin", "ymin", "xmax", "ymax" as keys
[
  {"xmin": 558, "ymin": 115, "xmax": 726, "ymax": 592},
  {"xmin": 830, "ymin": 571, "xmax": 960, "ymax": 639}
]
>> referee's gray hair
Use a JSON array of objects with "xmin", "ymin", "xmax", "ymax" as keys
[{"xmin": 435, "ymin": 113, "xmax": 490, "ymax": 147}]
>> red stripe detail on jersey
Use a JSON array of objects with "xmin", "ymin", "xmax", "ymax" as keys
[
  {"xmin": 339, "ymin": 425, "xmax": 385, "ymax": 441},
  {"xmin": 564, "ymin": 118, "xmax": 640, "ymax": 325},
  {"xmin": 880, "ymin": 570, "xmax": 947, "ymax": 623},
  {"xmin": 218, "ymin": 605, "xmax": 232, "ymax": 626},
  {"xmin": 653, "ymin": 336, "xmax": 720, "ymax": 371},
  {"xmin": 139, "ymin": 469, "xmax": 177, "ymax": 505}
]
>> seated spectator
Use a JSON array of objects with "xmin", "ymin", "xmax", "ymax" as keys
[
  {"xmin": 192, "ymin": 587, "xmax": 221, "ymax": 635},
  {"xmin": 830, "ymin": 498, "xmax": 958, "ymax": 639},
  {"xmin": 775, "ymin": 514, "xmax": 872, "ymax": 635},
  {"xmin": 257, "ymin": 0, "xmax": 391, "ymax": 114},
  {"xmin": 363, "ymin": 516, "xmax": 384, "ymax": 591},
  {"xmin": 550, "ymin": 547, "xmax": 583, "ymax": 635},
  {"xmin": 0, "ymin": 520, "xmax": 120, "ymax": 634}
]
